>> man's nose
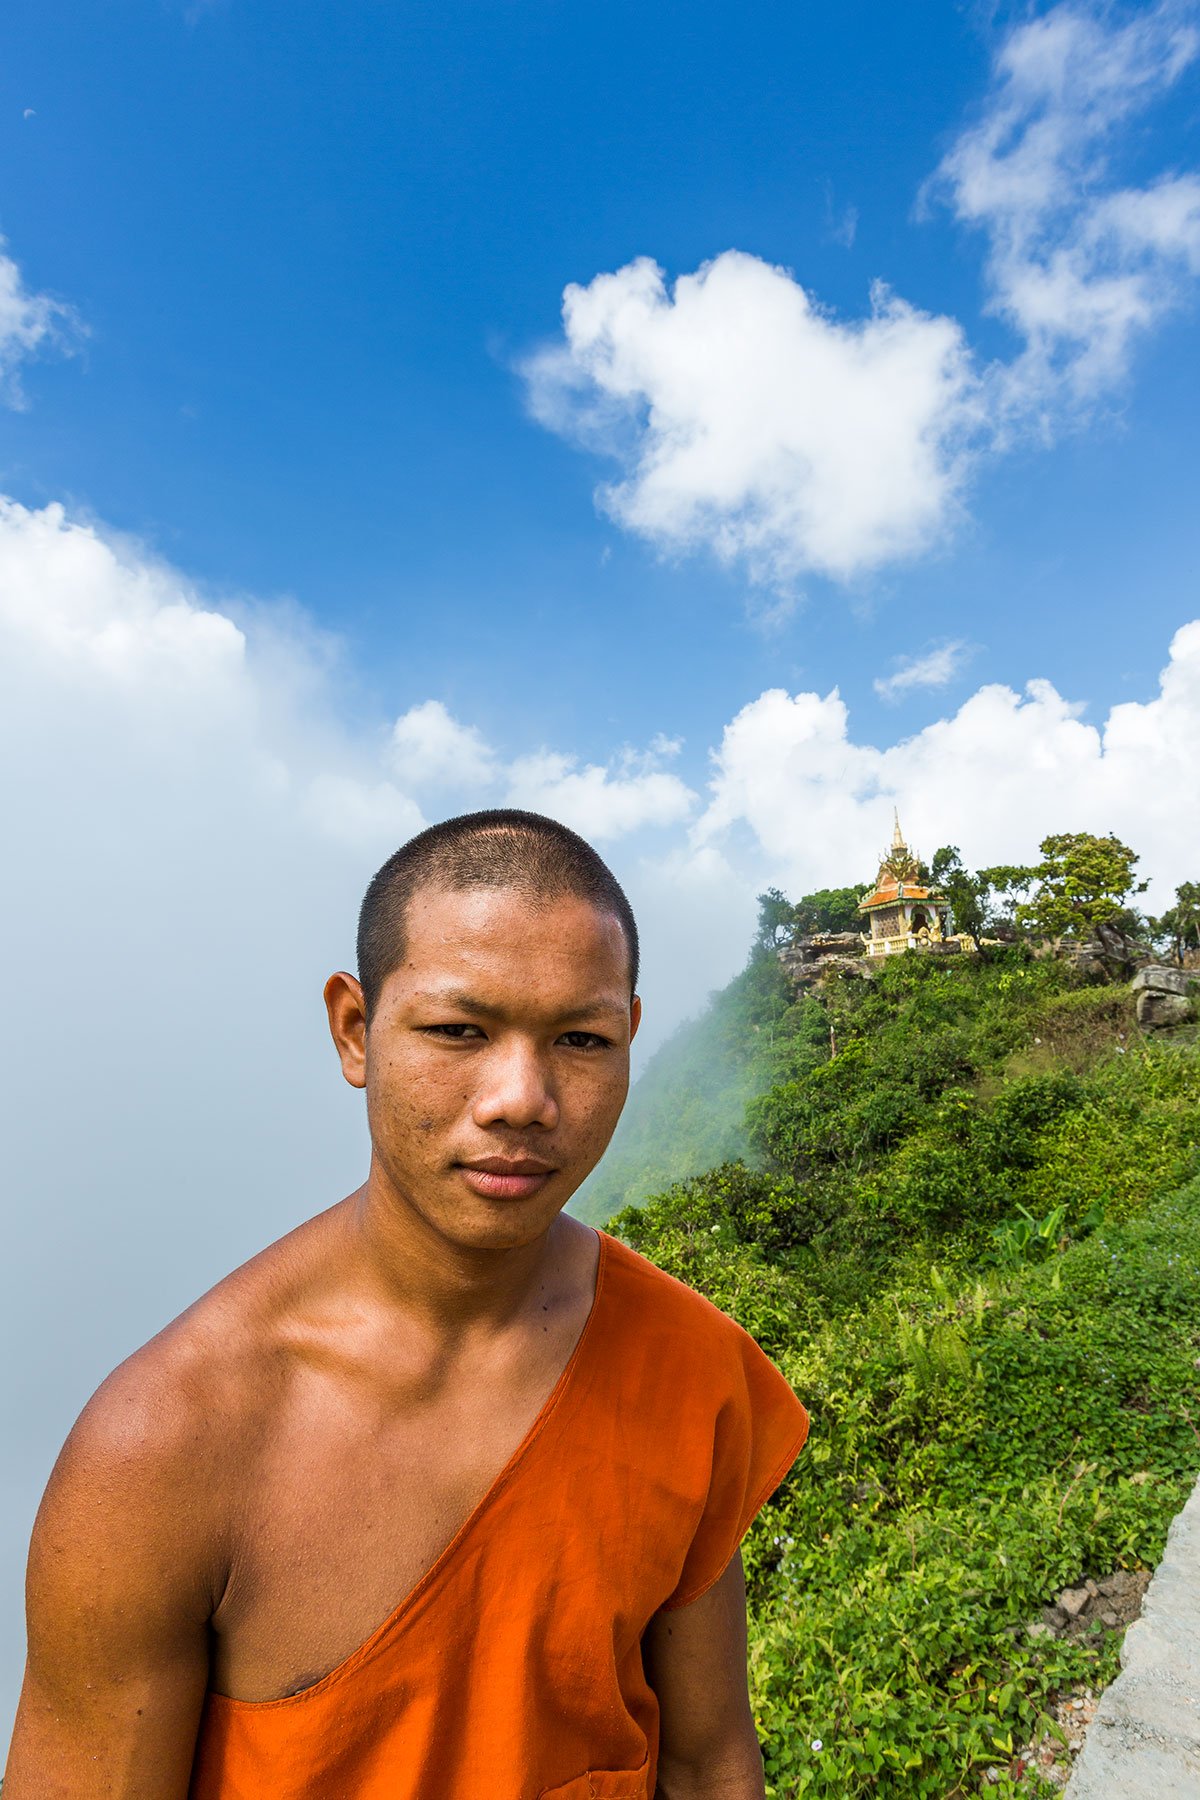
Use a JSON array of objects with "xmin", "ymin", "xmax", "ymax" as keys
[{"xmin": 472, "ymin": 1039, "xmax": 560, "ymax": 1132}]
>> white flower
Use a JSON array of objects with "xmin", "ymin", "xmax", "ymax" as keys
[{"xmin": 811, "ymin": 1739, "xmax": 823, "ymax": 1752}]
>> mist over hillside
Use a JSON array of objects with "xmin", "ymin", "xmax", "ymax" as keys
[{"xmin": 571, "ymin": 952, "xmax": 825, "ymax": 1226}]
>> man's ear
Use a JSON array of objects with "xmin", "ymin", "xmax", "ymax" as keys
[
  {"xmin": 630, "ymin": 994, "xmax": 642, "ymax": 1045},
  {"xmin": 324, "ymin": 972, "xmax": 368, "ymax": 1090}
]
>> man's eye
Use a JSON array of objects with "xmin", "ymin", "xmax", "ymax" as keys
[
  {"xmin": 422, "ymin": 1023, "xmax": 485, "ymax": 1040},
  {"xmin": 559, "ymin": 1031, "xmax": 610, "ymax": 1050}
]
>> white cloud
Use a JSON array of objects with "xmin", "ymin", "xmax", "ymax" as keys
[
  {"xmin": 931, "ymin": 0, "xmax": 1200, "ymax": 414},
  {"xmin": 504, "ymin": 746, "xmax": 696, "ymax": 840},
  {"xmin": 0, "ymin": 499, "xmax": 246, "ymax": 691},
  {"xmin": 523, "ymin": 252, "xmax": 979, "ymax": 587},
  {"xmin": 386, "ymin": 700, "xmax": 696, "ymax": 840},
  {"xmin": 388, "ymin": 697, "xmax": 497, "ymax": 790},
  {"xmin": 0, "ymin": 241, "xmax": 80, "ymax": 406},
  {"xmin": 524, "ymin": 2, "xmax": 1200, "ymax": 589},
  {"xmin": 696, "ymin": 620, "xmax": 1200, "ymax": 916},
  {"xmin": 874, "ymin": 640, "xmax": 970, "ymax": 702}
]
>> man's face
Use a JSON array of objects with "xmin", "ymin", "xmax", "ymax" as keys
[{"xmin": 347, "ymin": 885, "xmax": 639, "ymax": 1252}]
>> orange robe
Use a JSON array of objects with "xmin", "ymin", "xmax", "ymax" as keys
[{"xmin": 189, "ymin": 1231, "xmax": 809, "ymax": 1799}]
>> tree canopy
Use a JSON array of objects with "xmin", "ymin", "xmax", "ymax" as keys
[
  {"xmin": 792, "ymin": 884, "xmax": 871, "ymax": 936},
  {"xmin": 755, "ymin": 883, "xmax": 870, "ymax": 949},
  {"xmin": 929, "ymin": 846, "xmax": 994, "ymax": 952},
  {"xmin": 1009, "ymin": 832, "xmax": 1147, "ymax": 944},
  {"xmin": 1152, "ymin": 879, "xmax": 1200, "ymax": 963}
]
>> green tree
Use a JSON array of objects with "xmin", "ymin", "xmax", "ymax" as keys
[
  {"xmin": 792, "ymin": 883, "xmax": 870, "ymax": 936},
  {"xmin": 755, "ymin": 887, "xmax": 797, "ymax": 950},
  {"xmin": 928, "ymin": 848, "xmax": 1037, "ymax": 952},
  {"xmin": 1013, "ymin": 832, "xmax": 1147, "ymax": 945},
  {"xmin": 1152, "ymin": 880, "xmax": 1200, "ymax": 963},
  {"xmin": 929, "ymin": 847, "xmax": 992, "ymax": 953},
  {"xmin": 754, "ymin": 884, "xmax": 870, "ymax": 948}
]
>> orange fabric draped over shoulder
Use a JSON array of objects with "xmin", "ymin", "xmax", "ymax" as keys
[{"xmin": 189, "ymin": 1232, "xmax": 809, "ymax": 1800}]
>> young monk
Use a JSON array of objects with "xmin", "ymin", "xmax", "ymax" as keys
[{"xmin": 5, "ymin": 809, "xmax": 808, "ymax": 1800}]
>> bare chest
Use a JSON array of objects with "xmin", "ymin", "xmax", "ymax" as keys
[{"xmin": 210, "ymin": 1352, "xmax": 567, "ymax": 1701}]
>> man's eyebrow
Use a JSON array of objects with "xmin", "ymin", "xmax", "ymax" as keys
[
  {"xmin": 412, "ymin": 987, "xmax": 628, "ymax": 1023},
  {"xmin": 413, "ymin": 987, "xmax": 494, "ymax": 1018}
]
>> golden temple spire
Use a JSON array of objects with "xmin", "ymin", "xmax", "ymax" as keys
[{"xmin": 892, "ymin": 809, "xmax": 905, "ymax": 851}]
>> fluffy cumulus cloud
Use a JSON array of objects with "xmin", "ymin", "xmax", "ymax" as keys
[
  {"xmin": 387, "ymin": 696, "xmax": 695, "ymax": 839},
  {"xmin": 525, "ymin": 1, "xmax": 1200, "ymax": 589},
  {"xmin": 932, "ymin": 0, "xmax": 1200, "ymax": 413},
  {"xmin": 388, "ymin": 698, "xmax": 498, "ymax": 791},
  {"xmin": 504, "ymin": 745, "xmax": 694, "ymax": 840},
  {"xmin": 696, "ymin": 620, "xmax": 1200, "ymax": 915},
  {"xmin": 0, "ymin": 497, "xmax": 422, "ymax": 846},
  {"xmin": 524, "ymin": 252, "xmax": 979, "ymax": 587}
]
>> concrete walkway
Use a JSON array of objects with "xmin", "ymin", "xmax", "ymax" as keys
[{"xmin": 1065, "ymin": 1475, "xmax": 1200, "ymax": 1798}]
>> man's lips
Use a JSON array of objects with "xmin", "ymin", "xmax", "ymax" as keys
[{"xmin": 455, "ymin": 1158, "xmax": 557, "ymax": 1201}]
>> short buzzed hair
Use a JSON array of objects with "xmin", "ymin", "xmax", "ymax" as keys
[{"xmin": 356, "ymin": 809, "xmax": 639, "ymax": 1019}]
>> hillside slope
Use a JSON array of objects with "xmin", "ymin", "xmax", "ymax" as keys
[{"xmin": 610, "ymin": 947, "xmax": 1200, "ymax": 1796}]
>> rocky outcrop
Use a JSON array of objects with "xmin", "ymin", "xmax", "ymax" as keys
[
  {"xmin": 778, "ymin": 934, "xmax": 870, "ymax": 990},
  {"xmin": 1055, "ymin": 922, "xmax": 1153, "ymax": 980},
  {"xmin": 1132, "ymin": 965, "xmax": 1198, "ymax": 1031}
]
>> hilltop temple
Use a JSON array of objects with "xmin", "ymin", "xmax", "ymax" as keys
[
  {"xmin": 777, "ymin": 814, "xmax": 964, "ymax": 988},
  {"xmin": 858, "ymin": 814, "xmax": 956, "ymax": 957}
]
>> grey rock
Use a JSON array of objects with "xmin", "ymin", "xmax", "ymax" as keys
[
  {"xmin": 1137, "ymin": 990, "xmax": 1193, "ymax": 1029},
  {"xmin": 1060, "ymin": 1586, "xmax": 1091, "ymax": 1619},
  {"xmin": 1065, "ymin": 1476, "xmax": 1200, "ymax": 1799},
  {"xmin": 1131, "ymin": 965, "xmax": 1193, "ymax": 997}
]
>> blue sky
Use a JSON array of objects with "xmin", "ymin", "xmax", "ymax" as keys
[
  {"xmin": 3, "ymin": 0, "xmax": 1197, "ymax": 753},
  {"xmin": 1, "ymin": 0, "xmax": 1199, "ymax": 1740}
]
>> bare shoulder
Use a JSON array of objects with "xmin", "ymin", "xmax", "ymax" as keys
[
  {"xmin": 7, "ymin": 1214, "xmax": 346, "ymax": 1800},
  {"xmin": 38, "ymin": 1200, "xmax": 347, "ymax": 1591}
]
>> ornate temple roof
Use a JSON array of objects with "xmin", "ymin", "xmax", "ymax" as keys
[{"xmin": 858, "ymin": 812, "xmax": 946, "ymax": 913}]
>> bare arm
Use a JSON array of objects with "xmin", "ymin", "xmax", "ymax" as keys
[
  {"xmin": 4, "ymin": 1364, "xmax": 222, "ymax": 1799},
  {"xmin": 642, "ymin": 1552, "xmax": 765, "ymax": 1800}
]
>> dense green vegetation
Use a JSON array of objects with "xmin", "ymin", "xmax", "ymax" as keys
[{"xmin": 610, "ymin": 942, "xmax": 1200, "ymax": 1796}]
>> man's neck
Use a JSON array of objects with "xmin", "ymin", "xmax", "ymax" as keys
[{"xmin": 342, "ymin": 1169, "xmax": 587, "ymax": 1339}]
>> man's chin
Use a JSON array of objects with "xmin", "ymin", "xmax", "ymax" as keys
[{"xmin": 433, "ymin": 1185, "xmax": 573, "ymax": 1254}]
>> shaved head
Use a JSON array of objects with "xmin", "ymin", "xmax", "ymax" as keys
[{"xmin": 356, "ymin": 809, "xmax": 639, "ymax": 1019}]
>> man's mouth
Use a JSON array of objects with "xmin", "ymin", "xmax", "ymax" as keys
[{"xmin": 455, "ymin": 1157, "xmax": 557, "ymax": 1201}]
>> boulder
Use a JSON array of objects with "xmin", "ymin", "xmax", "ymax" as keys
[
  {"xmin": 1131, "ymin": 965, "xmax": 1193, "ymax": 997},
  {"xmin": 1136, "ymin": 990, "xmax": 1192, "ymax": 1030}
]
